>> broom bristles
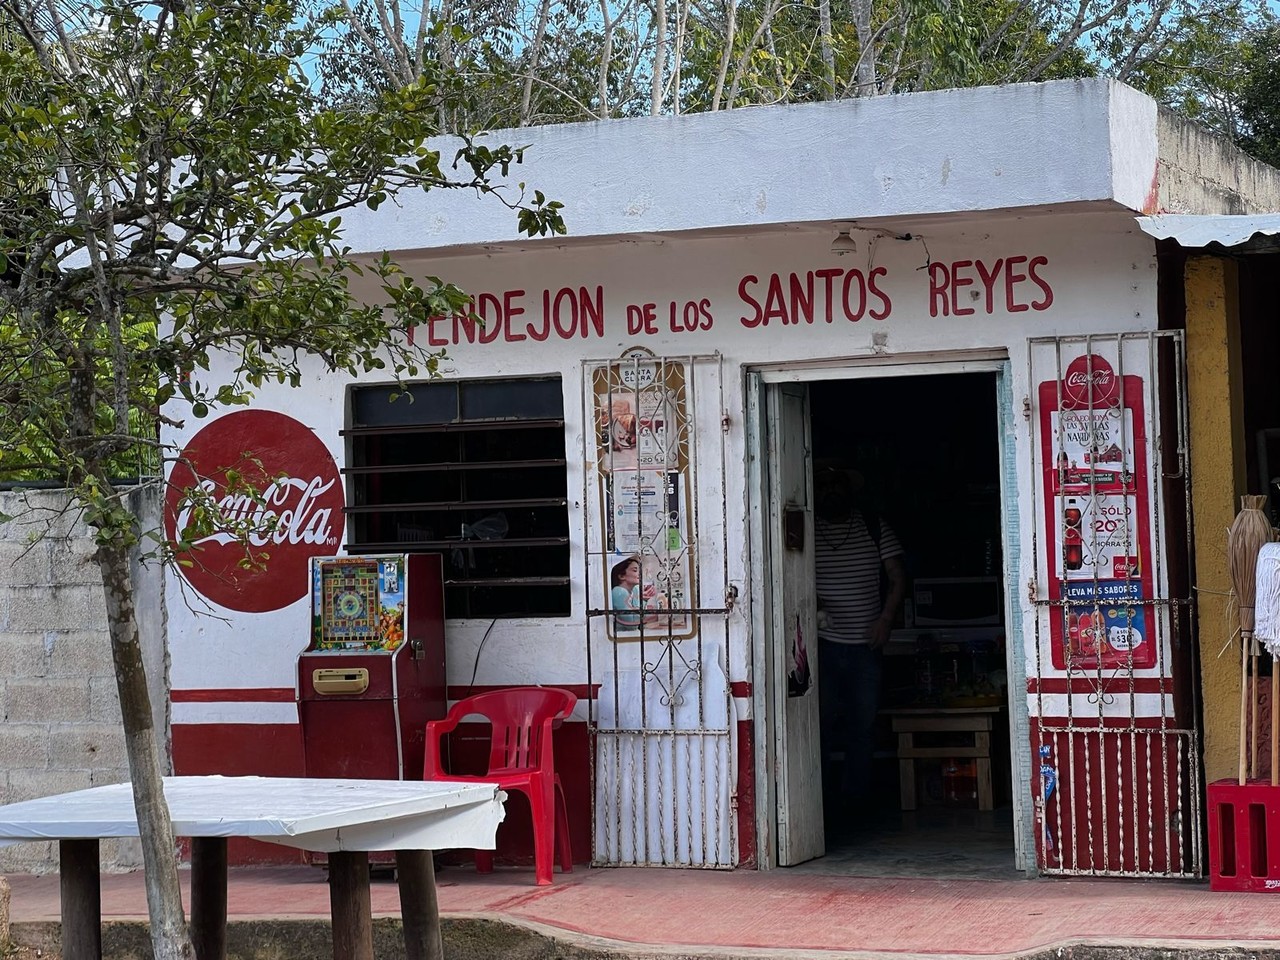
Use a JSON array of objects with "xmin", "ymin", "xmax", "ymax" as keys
[{"xmin": 1229, "ymin": 496, "xmax": 1273, "ymax": 635}]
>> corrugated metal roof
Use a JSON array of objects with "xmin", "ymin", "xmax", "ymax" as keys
[{"xmin": 1136, "ymin": 214, "xmax": 1280, "ymax": 251}]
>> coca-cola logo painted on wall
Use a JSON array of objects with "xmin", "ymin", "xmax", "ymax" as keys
[
  {"xmin": 1061, "ymin": 353, "xmax": 1120, "ymax": 409},
  {"xmin": 164, "ymin": 410, "xmax": 344, "ymax": 613}
]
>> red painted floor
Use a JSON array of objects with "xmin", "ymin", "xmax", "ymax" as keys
[{"xmin": 6, "ymin": 865, "xmax": 1279, "ymax": 956}]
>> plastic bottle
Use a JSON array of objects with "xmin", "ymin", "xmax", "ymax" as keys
[
  {"xmin": 1064, "ymin": 499, "xmax": 1083, "ymax": 571},
  {"xmin": 942, "ymin": 760, "xmax": 978, "ymax": 806}
]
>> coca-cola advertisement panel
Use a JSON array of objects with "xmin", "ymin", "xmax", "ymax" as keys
[
  {"xmin": 165, "ymin": 410, "xmax": 345, "ymax": 614},
  {"xmin": 1038, "ymin": 354, "xmax": 1157, "ymax": 672}
]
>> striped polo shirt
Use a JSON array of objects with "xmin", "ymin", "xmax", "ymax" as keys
[{"xmin": 815, "ymin": 512, "xmax": 904, "ymax": 645}]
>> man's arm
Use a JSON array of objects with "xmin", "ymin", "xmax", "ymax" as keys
[{"xmin": 869, "ymin": 555, "xmax": 908, "ymax": 649}]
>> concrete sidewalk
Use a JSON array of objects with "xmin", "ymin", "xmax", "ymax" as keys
[{"xmin": 5, "ymin": 864, "xmax": 1279, "ymax": 959}]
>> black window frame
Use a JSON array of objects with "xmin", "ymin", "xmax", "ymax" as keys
[{"xmin": 343, "ymin": 376, "xmax": 571, "ymax": 620}]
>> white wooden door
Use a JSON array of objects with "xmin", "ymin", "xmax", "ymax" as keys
[{"xmin": 767, "ymin": 383, "xmax": 825, "ymax": 865}]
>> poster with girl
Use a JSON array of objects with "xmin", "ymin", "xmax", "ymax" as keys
[{"xmin": 609, "ymin": 555, "xmax": 672, "ymax": 634}]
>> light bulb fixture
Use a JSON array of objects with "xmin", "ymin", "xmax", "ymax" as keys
[{"xmin": 830, "ymin": 229, "xmax": 857, "ymax": 256}]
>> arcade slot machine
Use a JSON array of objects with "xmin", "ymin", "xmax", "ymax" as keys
[{"xmin": 297, "ymin": 553, "xmax": 446, "ymax": 781}]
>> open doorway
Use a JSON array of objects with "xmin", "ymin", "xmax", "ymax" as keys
[{"xmin": 767, "ymin": 370, "xmax": 1019, "ymax": 879}]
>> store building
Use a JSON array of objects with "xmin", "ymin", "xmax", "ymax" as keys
[{"xmin": 163, "ymin": 78, "xmax": 1280, "ymax": 878}]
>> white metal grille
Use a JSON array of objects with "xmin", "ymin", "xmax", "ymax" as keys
[
  {"xmin": 1027, "ymin": 331, "xmax": 1201, "ymax": 878},
  {"xmin": 582, "ymin": 352, "xmax": 737, "ymax": 868}
]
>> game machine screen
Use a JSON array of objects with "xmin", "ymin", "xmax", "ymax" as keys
[{"xmin": 297, "ymin": 554, "xmax": 446, "ymax": 781}]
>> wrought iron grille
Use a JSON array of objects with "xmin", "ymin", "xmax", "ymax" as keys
[
  {"xmin": 1027, "ymin": 331, "xmax": 1201, "ymax": 879},
  {"xmin": 582, "ymin": 352, "xmax": 737, "ymax": 868}
]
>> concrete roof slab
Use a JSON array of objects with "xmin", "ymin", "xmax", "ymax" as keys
[{"xmin": 348, "ymin": 79, "xmax": 1157, "ymax": 256}]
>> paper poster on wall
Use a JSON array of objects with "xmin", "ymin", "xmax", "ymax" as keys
[
  {"xmin": 592, "ymin": 349, "xmax": 697, "ymax": 641},
  {"xmin": 607, "ymin": 469, "xmax": 684, "ymax": 555},
  {"xmin": 1039, "ymin": 353, "xmax": 1157, "ymax": 671}
]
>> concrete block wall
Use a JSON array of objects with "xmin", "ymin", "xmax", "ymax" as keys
[
  {"xmin": 0, "ymin": 486, "xmax": 169, "ymax": 874},
  {"xmin": 1157, "ymin": 107, "xmax": 1280, "ymax": 215}
]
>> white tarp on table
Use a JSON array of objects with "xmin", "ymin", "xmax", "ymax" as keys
[{"xmin": 0, "ymin": 776, "xmax": 505, "ymax": 852}]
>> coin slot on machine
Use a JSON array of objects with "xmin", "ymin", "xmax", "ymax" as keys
[{"xmin": 297, "ymin": 553, "xmax": 446, "ymax": 781}]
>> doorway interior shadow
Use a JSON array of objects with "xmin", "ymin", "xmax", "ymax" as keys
[{"xmin": 798, "ymin": 803, "xmax": 1022, "ymax": 880}]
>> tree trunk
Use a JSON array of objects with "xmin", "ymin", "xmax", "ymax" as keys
[
  {"xmin": 520, "ymin": 0, "xmax": 554, "ymax": 125},
  {"xmin": 598, "ymin": 0, "xmax": 617, "ymax": 116},
  {"xmin": 851, "ymin": 0, "xmax": 876, "ymax": 96},
  {"xmin": 726, "ymin": 0, "xmax": 781, "ymax": 107},
  {"xmin": 818, "ymin": 0, "xmax": 835, "ymax": 100},
  {"xmin": 651, "ymin": 0, "xmax": 666, "ymax": 114},
  {"xmin": 710, "ymin": 0, "xmax": 737, "ymax": 110},
  {"xmin": 670, "ymin": 0, "xmax": 688, "ymax": 114},
  {"xmin": 437, "ymin": 0, "xmax": 455, "ymax": 129},
  {"xmin": 97, "ymin": 535, "xmax": 193, "ymax": 960}
]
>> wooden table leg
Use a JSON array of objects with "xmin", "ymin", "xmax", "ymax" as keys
[
  {"xmin": 897, "ymin": 732, "xmax": 917, "ymax": 811},
  {"xmin": 975, "ymin": 732, "xmax": 994, "ymax": 811},
  {"xmin": 329, "ymin": 852, "xmax": 373, "ymax": 960},
  {"xmin": 59, "ymin": 838, "xmax": 101, "ymax": 960},
  {"xmin": 396, "ymin": 850, "xmax": 443, "ymax": 960},
  {"xmin": 898, "ymin": 759, "xmax": 917, "ymax": 811},
  {"xmin": 191, "ymin": 837, "xmax": 228, "ymax": 960},
  {"xmin": 976, "ymin": 758, "xmax": 994, "ymax": 811}
]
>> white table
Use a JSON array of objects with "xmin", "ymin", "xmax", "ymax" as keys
[{"xmin": 0, "ymin": 776, "xmax": 505, "ymax": 960}]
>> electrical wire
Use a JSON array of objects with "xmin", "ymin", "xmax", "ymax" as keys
[{"xmin": 467, "ymin": 617, "xmax": 499, "ymax": 698}]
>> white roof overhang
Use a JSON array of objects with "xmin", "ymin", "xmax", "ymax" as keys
[{"xmin": 1136, "ymin": 214, "xmax": 1280, "ymax": 254}]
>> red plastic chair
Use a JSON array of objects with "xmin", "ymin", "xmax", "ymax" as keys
[{"xmin": 423, "ymin": 686, "xmax": 575, "ymax": 885}]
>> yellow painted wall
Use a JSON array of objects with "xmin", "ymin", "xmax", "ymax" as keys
[{"xmin": 1184, "ymin": 256, "xmax": 1246, "ymax": 784}]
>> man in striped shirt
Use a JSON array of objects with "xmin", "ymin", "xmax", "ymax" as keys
[{"xmin": 815, "ymin": 467, "xmax": 907, "ymax": 812}]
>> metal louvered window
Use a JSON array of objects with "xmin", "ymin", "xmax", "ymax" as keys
[{"xmin": 343, "ymin": 377, "xmax": 570, "ymax": 619}]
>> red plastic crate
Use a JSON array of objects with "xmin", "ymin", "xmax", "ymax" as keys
[{"xmin": 1207, "ymin": 779, "xmax": 1280, "ymax": 892}]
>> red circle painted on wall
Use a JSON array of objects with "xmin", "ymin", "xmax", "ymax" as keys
[
  {"xmin": 1061, "ymin": 353, "xmax": 1120, "ymax": 409},
  {"xmin": 164, "ymin": 410, "xmax": 344, "ymax": 613}
]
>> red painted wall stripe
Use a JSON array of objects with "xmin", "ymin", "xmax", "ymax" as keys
[
  {"xmin": 735, "ymin": 717, "xmax": 756, "ymax": 867},
  {"xmin": 174, "ymin": 682, "xmax": 753, "ymax": 705},
  {"xmin": 172, "ymin": 688, "xmax": 296, "ymax": 703},
  {"xmin": 1036, "ymin": 715, "xmax": 1185, "ymax": 730},
  {"xmin": 170, "ymin": 684, "xmax": 608, "ymax": 704},
  {"xmin": 445, "ymin": 683, "xmax": 599, "ymax": 701},
  {"xmin": 1026, "ymin": 677, "xmax": 1173, "ymax": 695}
]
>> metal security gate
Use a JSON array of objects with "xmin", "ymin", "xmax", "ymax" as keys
[
  {"xmin": 1027, "ymin": 331, "xmax": 1202, "ymax": 878},
  {"xmin": 581, "ymin": 351, "xmax": 737, "ymax": 868}
]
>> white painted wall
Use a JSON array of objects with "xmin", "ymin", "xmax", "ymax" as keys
[
  {"xmin": 1108, "ymin": 82, "xmax": 1160, "ymax": 214},
  {"xmin": 166, "ymin": 208, "xmax": 1160, "ymax": 728}
]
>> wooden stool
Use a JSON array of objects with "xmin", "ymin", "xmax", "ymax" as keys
[{"xmin": 888, "ymin": 707, "xmax": 997, "ymax": 811}]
